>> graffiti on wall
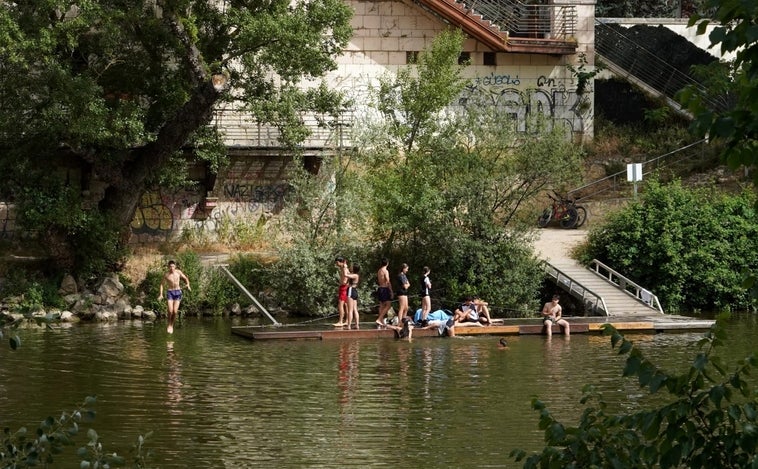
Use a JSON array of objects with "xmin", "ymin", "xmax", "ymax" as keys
[
  {"xmin": 130, "ymin": 189, "xmax": 198, "ymax": 242},
  {"xmin": 129, "ymin": 183, "xmax": 291, "ymax": 243},
  {"xmin": 458, "ymin": 73, "xmax": 589, "ymax": 134},
  {"xmin": 222, "ymin": 183, "xmax": 290, "ymax": 214}
]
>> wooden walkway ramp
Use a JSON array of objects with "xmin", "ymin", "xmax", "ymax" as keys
[{"xmin": 535, "ymin": 229, "xmax": 665, "ymax": 317}]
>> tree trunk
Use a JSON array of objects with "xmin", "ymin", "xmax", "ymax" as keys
[{"xmin": 99, "ymin": 81, "xmax": 221, "ymax": 238}]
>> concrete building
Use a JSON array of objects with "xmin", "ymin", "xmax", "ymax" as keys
[{"xmin": 127, "ymin": 0, "xmax": 598, "ymax": 243}]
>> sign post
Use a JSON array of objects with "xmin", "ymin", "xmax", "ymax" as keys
[{"xmin": 627, "ymin": 163, "xmax": 642, "ymax": 198}]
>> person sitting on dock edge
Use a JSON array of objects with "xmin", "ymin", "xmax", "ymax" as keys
[{"xmin": 542, "ymin": 294, "xmax": 570, "ymax": 337}]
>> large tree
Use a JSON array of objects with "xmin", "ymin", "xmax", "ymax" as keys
[{"xmin": 0, "ymin": 0, "xmax": 351, "ymax": 274}]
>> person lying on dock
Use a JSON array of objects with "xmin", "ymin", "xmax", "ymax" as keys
[
  {"xmin": 541, "ymin": 294, "xmax": 570, "ymax": 337},
  {"xmin": 412, "ymin": 308, "xmax": 456, "ymax": 337}
]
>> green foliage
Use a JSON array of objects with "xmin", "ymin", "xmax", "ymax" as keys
[
  {"xmin": 579, "ymin": 181, "xmax": 758, "ymax": 312},
  {"xmin": 258, "ymin": 30, "xmax": 584, "ymax": 317},
  {"xmin": 375, "ymin": 29, "xmax": 468, "ymax": 152},
  {"xmin": 0, "ymin": 0, "xmax": 353, "ymax": 276},
  {"xmin": 0, "ymin": 396, "xmax": 152, "ymax": 468},
  {"xmin": 682, "ymin": 0, "xmax": 758, "ymax": 188},
  {"xmin": 267, "ymin": 242, "xmax": 344, "ymax": 316},
  {"xmin": 595, "ymin": 0, "xmax": 692, "ymax": 17},
  {"xmin": 140, "ymin": 252, "xmax": 274, "ymax": 316},
  {"xmin": 512, "ymin": 316, "xmax": 758, "ymax": 468},
  {"xmin": 357, "ymin": 32, "xmax": 582, "ymax": 314},
  {"xmin": 566, "ymin": 53, "xmax": 604, "ymax": 97}
]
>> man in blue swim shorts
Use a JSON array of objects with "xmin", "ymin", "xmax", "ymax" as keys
[{"xmin": 158, "ymin": 260, "xmax": 191, "ymax": 334}]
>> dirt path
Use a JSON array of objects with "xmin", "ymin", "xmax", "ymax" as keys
[{"xmin": 533, "ymin": 227, "xmax": 589, "ymax": 263}]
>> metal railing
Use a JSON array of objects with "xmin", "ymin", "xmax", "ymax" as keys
[
  {"xmin": 219, "ymin": 265, "xmax": 281, "ymax": 326},
  {"xmin": 567, "ymin": 139, "xmax": 709, "ymax": 202},
  {"xmin": 467, "ymin": 0, "xmax": 577, "ymax": 40},
  {"xmin": 542, "ymin": 261, "xmax": 609, "ymax": 316},
  {"xmin": 595, "ymin": 20, "xmax": 731, "ymax": 113},
  {"xmin": 589, "ymin": 259, "xmax": 664, "ymax": 314}
]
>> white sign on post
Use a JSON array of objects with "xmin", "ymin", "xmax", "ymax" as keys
[
  {"xmin": 627, "ymin": 163, "xmax": 642, "ymax": 198},
  {"xmin": 627, "ymin": 163, "xmax": 642, "ymax": 182}
]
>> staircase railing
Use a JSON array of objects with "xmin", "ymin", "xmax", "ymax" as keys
[
  {"xmin": 567, "ymin": 139, "xmax": 710, "ymax": 202},
  {"xmin": 466, "ymin": 0, "xmax": 577, "ymax": 40},
  {"xmin": 542, "ymin": 261, "xmax": 609, "ymax": 316},
  {"xmin": 589, "ymin": 259, "xmax": 664, "ymax": 314},
  {"xmin": 595, "ymin": 20, "xmax": 730, "ymax": 113}
]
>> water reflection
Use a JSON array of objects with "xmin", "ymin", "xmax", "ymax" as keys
[
  {"xmin": 0, "ymin": 315, "xmax": 754, "ymax": 467},
  {"xmin": 164, "ymin": 341, "xmax": 184, "ymax": 418}
]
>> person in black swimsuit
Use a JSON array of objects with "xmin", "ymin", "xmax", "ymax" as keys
[{"xmin": 396, "ymin": 263, "xmax": 410, "ymax": 323}]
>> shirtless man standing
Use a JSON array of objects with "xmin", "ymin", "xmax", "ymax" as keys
[
  {"xmin": 158, "ymin": 260, "xmax": 191, "ymax": 334},
  {"xmin": 541, "ymin": 294, "xmax": 570, "ymax": 337},
  {"xmin": 375, "ymin": 258, "xmax": 393, "ymax": 327},
  {"xmin": 334, "ymin": 257, "xmax": 350, "ymax": 327}
]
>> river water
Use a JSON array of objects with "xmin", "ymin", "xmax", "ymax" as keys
[{"xmin": 0, "ymin": 313, "xmax": 755, "ymax": 468}]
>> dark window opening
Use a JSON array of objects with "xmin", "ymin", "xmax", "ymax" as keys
[
  {"xmin": 483, "ymin": 52, "xmax": 496, "ymax": 66},
  {"xmin": 458, "ymin": 52, "xmax": 471, "ymax": 65},
  {"xmin": 406, "ymin": 51, "xmax": 419, "ymax": 64}
]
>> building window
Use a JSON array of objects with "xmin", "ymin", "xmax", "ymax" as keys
[
  {"xmin": 458, "ymin": 52, "xmax": 471, "ymax": 65},
  {"xmin": 483, "ymin": 52, "xmax": 496, "ymax": 66},
  {"xmin": 406, "ymin": 51, "xmax": 419, "ymax": 64}
]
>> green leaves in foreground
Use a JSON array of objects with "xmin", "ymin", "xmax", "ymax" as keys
[
  {"xmin": 0, "ymin": 396, "xmax": 152, "ymax": 468},
  {"xmin": 512, "ymin": 314, "xmax": 758, "ymax": 468}
]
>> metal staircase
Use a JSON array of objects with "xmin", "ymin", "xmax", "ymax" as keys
[
  {"xmin": 595, "ymin": 20, "xmax": 731, "ymax": 115},
  {"xmin": 412, "ymin": 0, "xmax": 579, "ymax": 54}
]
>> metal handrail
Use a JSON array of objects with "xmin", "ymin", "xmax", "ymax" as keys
[
  {"xmin": 219, "ymin": 265, "xmax": 281, "ymax": 326},
  {"xmin": 589, "ymin": 259, "xmax": 664, "ymax": 314},
  {"xmin": 467, "ymin": 0, "xmax": 577, "ymax": 40},
  {"xmin": 567, "ymin": 139, "xmax": 709, "ymax": 202},
  {"xmin": 595, "ymin": 20, "xmax": 731, "ymax": 113},
  {"xmin": 542, "ymin": 261, "xmax": 609, "ymax": 316}
]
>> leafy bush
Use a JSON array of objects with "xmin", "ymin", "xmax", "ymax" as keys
[
  {"xmin": 0, "ymin": 396, "xmax": 152, "ymax": 468},
  {"xmin": 578, "ymin": 180, "xmax": 758, "ymax": 312},
  {"xmin": 512, "ymin": 316, "xmax": 758, "ymax": 468}
]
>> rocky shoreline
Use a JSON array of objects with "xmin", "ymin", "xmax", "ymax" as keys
[{"xmin": 1, "ymin": 274, "xmax": 156, "ymax": 324}]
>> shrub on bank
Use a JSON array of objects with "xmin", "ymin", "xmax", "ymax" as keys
[
  {"xmin": 512, "ymin": 315, "xmax": 758, "ymax": 468},
  {"xmin": 578, "ymin": 180, "xmax": 758, "ymax": 312}
]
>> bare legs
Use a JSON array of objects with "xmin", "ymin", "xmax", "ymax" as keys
[
  {"xmin": 167, "ymin": 299, "xmax": 180, "ymax": 334},
  {"xmin": 347, "ymin": 298, "xmax": 359, "ymax": 329},
  {"xmin": 334, "ymin": 299, "xmax": 347, "ymax": 326},
  {"xmin": 377, "ymin": 300, "xmax": 391, "ymax": 326},
  {"xmin": 544, "ymin": 319, "xmax": 570, "ymax": 337},
  {"xmin": 397, "ymin": 295, "xmax": 408, "ymax": 322},
  {"xmin": 421, "ymin": 295, "xmax": 431, "ymax": 321}
]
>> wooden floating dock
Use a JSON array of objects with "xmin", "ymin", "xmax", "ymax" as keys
[{"xmin": 231, "ymin": 315, "xmax": 716, "ymax": 341}]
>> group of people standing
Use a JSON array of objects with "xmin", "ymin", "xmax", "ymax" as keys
[
  {"xmin": 332, "ymin": 256, "xmax": 492, "ymax": 332},
  {"xmin": 333, "ymin": 256, "xmax": 570, "ymax": 338},
  {"xmin": 333, "ymin": 256, "xmax": 436, "ymax": 329}
]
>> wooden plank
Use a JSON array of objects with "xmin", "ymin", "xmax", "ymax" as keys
[
  {"xmin": 249, "ymin": 330, "xmax": 323, "ymax": 340},
  {"xmin": 454, "ymin": 325, "xmax": 520, "ymax": 335},
  {"xmin": 587, "ymin": 322, "xmax": 655, "ymax": 332},
  {"xmin": 519, "ymin": 323, "xmax": 589, "ymax": 335},
  {"xmin": 231, "ymin": 317, "xmax": 713, "ymax": 342},
  {"xmin": 322, "ymin": 328, "xmax": 398, "ymax": 340}
]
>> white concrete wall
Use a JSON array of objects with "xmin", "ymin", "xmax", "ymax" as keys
[{"xmin": 214, "ymin": 0, "xmax": 598, "ymax": 149}]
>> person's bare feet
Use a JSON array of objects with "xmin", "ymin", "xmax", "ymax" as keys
[{"xmin": 333, "ymin": 322, "xmax": 345, "ymax": 327}]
